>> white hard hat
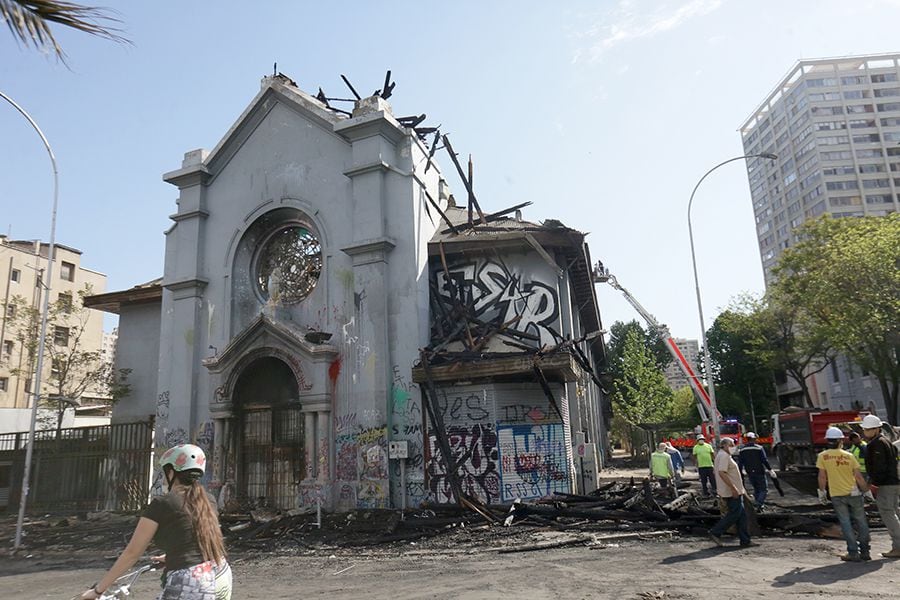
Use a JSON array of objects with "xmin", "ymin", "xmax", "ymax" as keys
[
  {"xmin": 746, "ymin": 432, "xmax": 757, "ymax": 439},
  {"xmin": 696, "ymin": 434, "xmax": 706, "ymax": 441},
  {"xmin": 861, "ymin": 415, "xmax": 883, "ymax": 429},
  {"xmin": 825, "ymin": 427, "xmax": 845, "ymax": 440}
]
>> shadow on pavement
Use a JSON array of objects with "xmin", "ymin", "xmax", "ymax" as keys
[
  {"xmin": 772, "ymin": 560, "xmax": 884, "ymax": 587},
  {"xmin": 659, "ymin": 545, "xmax": 745, "ymax": 564}
]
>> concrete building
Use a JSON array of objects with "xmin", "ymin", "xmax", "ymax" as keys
[
  {"xmin": 85, "ymin": 74, "xmax": 609, "ymax": 511},
  {"xmin": 0, "ymin": 238, "xmax": 107, "ymax": 432},
  {"xmin": 662, "ymin": 338, "xmax": 699, "ymax": 391},
  {"xmin": 101, "ymin": 327, "xmax": 118, "ymax": 368},
  {"xmin": 740, "ymin": 53, "xmax": 896, "ymax": 415}
]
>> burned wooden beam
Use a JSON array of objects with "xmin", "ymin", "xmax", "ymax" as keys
[
  {"xmin": 340, "ymin": 74, "xmax": 362, "ymax": 100},
  {"xmin": 442, "ymin": 135, "xmax": 486, "ymax": 224},
  {"xmin": 439, "ymin": 201, "xmax": 533, "ymax": 235},
  {"xmin": 422, "ymin": 186, "xmax": 458, "ymax": 234},
  {"xmin": 398, "ymin": 114, "xmax": 427, "ymax": 128},
  {"xmin": 424, "ymin": 128, "xmax": 441, "ymax": 174},
  {"xmin": 532, "ymin": 363, "xmax": 564, "ymax": 422},
  {"xmin": 380, "ymin": 70, "xmax": 395, "ymax": 99},
  {"xmin": 419, "ymin": 352, "xmax": 464, "ymax": 507}
]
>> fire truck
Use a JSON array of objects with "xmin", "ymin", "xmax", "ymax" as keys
[{"xmin": 594, "ymin": 264, "xmax": 745, "ymax": 445}]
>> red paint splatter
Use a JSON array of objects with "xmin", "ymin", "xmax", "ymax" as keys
[{"xmin": 329, "ymin": 356, "xmax": 342, "ymax": 385}]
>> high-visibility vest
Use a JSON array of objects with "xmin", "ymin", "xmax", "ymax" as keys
[
  {"xmin": 651, "ymin": 451, "xmax": 672, "ymax": 478},
  {"xmin": 850, "ymin": 443, "xmax": 867, "ymax": 473}
]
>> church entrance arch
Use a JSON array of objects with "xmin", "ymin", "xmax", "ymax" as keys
[{"xmin": 233, "ymin": 356, "xmax": 303, "ymax": 509}]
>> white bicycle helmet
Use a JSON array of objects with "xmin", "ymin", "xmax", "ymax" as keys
[{"xmin": 160, "ymin": 443, "xmax": 207, "ymax": 473}]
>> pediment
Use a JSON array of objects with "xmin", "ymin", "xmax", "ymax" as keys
[
  {"xmin": 168, "ymin": 77, "xmax": 349, "ymax": 188},
  {"xmin": 202, "ymin": 313, "xmax": 338, "ymax": 376}
]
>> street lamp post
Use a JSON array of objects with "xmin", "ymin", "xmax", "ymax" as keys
[
  {"xmin": 687, "ymin": 152, "xmax": 777, "ymax": 447},
  {"xmin": 1, "ymin": 91, "xmax": 59, "ymax": 550}
]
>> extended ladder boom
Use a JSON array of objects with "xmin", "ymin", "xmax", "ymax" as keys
[{"xmin": 593, "ymin": 264, "xmax": 721, "ymax": 424}]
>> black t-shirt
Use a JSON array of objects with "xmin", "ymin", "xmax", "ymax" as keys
[{"xmin": 142, "ymin": 490, "xmax": 209, "ymax": 571}]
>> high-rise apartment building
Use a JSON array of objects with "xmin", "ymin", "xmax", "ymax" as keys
[
  {"xmin": 0, "ymin": 237, "xmax": 106, "ymax": 418},
  {"xmin": 663, "ymin": 338, "xmax": 700, "ymax": 391},
  {"xmin": 740, "ymin": 53, "xmax": 895, "ymax": 415}
]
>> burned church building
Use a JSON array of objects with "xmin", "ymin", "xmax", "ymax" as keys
[{"xmin": 86, "ymin": 74, "xmax": 610, "ymax": 511}]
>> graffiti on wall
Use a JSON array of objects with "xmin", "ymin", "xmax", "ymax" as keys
[
  {"xmin": 435, "ymin": 260, "xmax": 560, "ymax": 348},
  {"xmin": 427, "ymin": 424, "xmax": 500, "ymax": 504},
  {"xmin": 497, "ymin": 423, "xmax": 569, "ymax": 502}
]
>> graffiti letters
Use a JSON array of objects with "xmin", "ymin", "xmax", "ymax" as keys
[
  {"xmin": 427, "ymin": 424, "xmax": 500, "ymax": 504},
  {"xmin": 497, "ymin": 424, "xmax": 569, "ymax": 502},
  {"xmin": 435, "ymin": 260, "xmax": 560, "ymax": 347}
]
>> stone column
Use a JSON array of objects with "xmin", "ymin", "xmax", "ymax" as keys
[
  {"xmin": 304, "ymin": 410, "xmax": 316, "ymax": 479},
  {"xmin": 316, "ymin": 410, "xmax": 331, "ymax": 482}
]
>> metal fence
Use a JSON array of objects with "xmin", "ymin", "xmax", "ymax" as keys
[{"xmin": 0, "ymin": 419, "xmax": 154, "ymax": 513}]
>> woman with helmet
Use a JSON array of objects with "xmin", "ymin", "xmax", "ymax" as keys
[
  {"xmin": 80, "ymin": 444, "xmax": 232, "ymax": 599},
  {"xmin": 816, "ymin": 427, "xmax": 871, "ymax": 562}
]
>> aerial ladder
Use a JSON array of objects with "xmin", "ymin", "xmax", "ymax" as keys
[{"xmin": 593, "ymin": 263, "xmax": 741, "ymax": 443}]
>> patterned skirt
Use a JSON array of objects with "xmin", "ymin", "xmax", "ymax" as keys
[{"xmin": 158, "ymin": 561, "xmax": 232, "ymax": 600}]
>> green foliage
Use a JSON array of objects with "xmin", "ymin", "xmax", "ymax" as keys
[
  {"xmin": 611, "ymin": 327, "xmax": 675, "ymax": 425},
  {"xmin": 606, "ymin": 319, "xmax": 672, "ymax": 377},
  {"xmin": 773, "ymin": 214, "xmax": 900, "ymax": 422},
  {"xmin": 707, "ymin": 307, "xmax": 778, "ymax": 424},
  {"xmin": 2, "ymin": 284, "xmax": 130, "ymax": 432}
]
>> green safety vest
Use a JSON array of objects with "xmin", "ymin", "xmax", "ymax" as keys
[
  {"xmin": 651, "ymin": 451, "xmax": 672, "ymax": 478},
  {"xmin": 694, "ymin": 442, "xmax": 715, "ymax": 468},
  {"xmin": 851, "ymin": 443, "xmax": 867, "ymax": 473}
]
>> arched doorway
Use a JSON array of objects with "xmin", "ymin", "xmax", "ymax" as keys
[{"xmin": 234, "ymin": 356, "xmax": 304, "ymax": 509}]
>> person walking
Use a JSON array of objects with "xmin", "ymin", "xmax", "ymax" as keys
[
  {"xmin": 666, "ymin": 442, "xmax": 685, "ymax": 487},
  {"xmin": 650, "ymin": 442, "xmax": 675, "ymax": 488},
  {"xmin": 708, "ymin": 437, "xmax": 752, "ymax": 547},
  {"xmin": 817, "ymin": 426, "xmax": 871, "ymax": 562},
  {"xmin": 860, "ymin": 414, "xmax": 900, "ymax": 558},
  {"xmin": 693, "ymin": 435, "xmax": 717, "ymax": 496},
  {"xmin": 738, "ymin": 432, "xmax": 773, "ymax": 510},
  {"xmin": 79, "ymin": 444, "xmax": 232, "ymax": 599},
  {"xmin": 847, "ymin": 431, "xmax": 868, "ymax": 478}
]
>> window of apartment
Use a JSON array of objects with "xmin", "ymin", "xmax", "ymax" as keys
[
  {"xmin": 843, "ymin": 90, "xmax": 871, "ymax": 99},
  {"xmin": 0, "ymin": 377, "xmax": 7, "ymax": 392},
  {"xmin": 774, "ymin": 210, "xmax": 786, "ymax": 224},
  {"xmin": 2, "ymin": 340, "xmax": 12, "ymax": 357},
  {"xmin": 799, "ymin": 155, "xmax": 818, "ymax": 173},
  {"xmin": 831, "ymin": 360, "xmax": 840, "ymax": 382},
  {"xmin": 812, "ymin": 105, "xmax": 844, "ymax": 116},
  {"xmin": 858, "ymin": 164, "xmax": 885, "ymax": 174},
  {"xmin": 59, "ymin": 261, "xmax": 75, "ymax": 282},
  {"xmin": 866, "ymin": 194, "xmax": 892, "ymax": 204},
  {"xmin": 54, "ymin": 326, "xmax": 69, "ymax": 346},
  {"xmin": 790, "ymin": 217, "xmax": 804, "ymax": 227},
  {"xmin": 796, "ymin": 140, "xmax": 817, "ymax": 158},
  {"xmin": 877, "ymin": 102, "xmax": 900, "ymax": 112},
  {"xmin": 881, "ymin": 117, "xmax": 900, "ymax": 127},
  {"xmin": 774, "ymin": 118, "xmax": 786, "ymax": 132},
  {"xmin": 823, "ymin": 165, "xmax": 856, "ymax": 176},
  {"xmin": 884, "ymin": 131, "xmax": 900, "ymax": 142},
  {"xmin": 10, "ymin": 269, "xmax": 20, "ymax": 283},
  {"xmin": 857, "ymin": 148, "xmax": 884, "ymax": 158},
  {"xmin": 783, "ymin": 172, "xmax": 797, "ymax": 186},
  {"xmin": 874, "ymin": 87, "xmax": 900, "ymax": 97},
  {"xmin": 776, "ymin": 224, "xmax": 788, "ymax": 237},
  {"xmin": 826, "ymin": 180, "xmax": 858, "ymax": 191},
  {"xmin": 817, "ymin": 135, "xmax": 849, "ymax": 145},
  {"xmin": 51, "ymin": 358, "xmax": 61, "ymax": 377},
  {"xmin": 863, "ymin": 178, "xmax": 890, "ymax": 188},
  {"xmin": 872, "ymin": 73, "xmax": 899, "ymax": 83},
  {"xmin": 758, "ymin": 221, "xmax": 771, "ymax": 234},
  {"xmin": 800, "ymin": 172, "xmax": 821, "ymax": 190},
  {"xmin": 846, "ymin": 104, "xmax": 874, "ymax": 114},
  {"xmin": 57, "ymin": 292, "xmax": 73, "ymax": 313},
  {"xmin": 853, "ymin": 133, "xmax": 881, "ymax": 143},
  {"xmin": 888, "ymin": 147, "xmax": 900, "ymax": 156},
  {"xmin": 815, "ymin": 121, "xmax": 846, "ymax": 131},
  {"xmin": 889, "ymin": 162, "xmax": 900, "ymax": 172},
  {"xmin": 821, "ymin": 150, "xmax": 853, "ymax": 160},
  {"xmin": 841, "ymin": 75, "xmax": 867, "ymax": 85},
  {"xmin": 802, "ymin": 185, "xmax": 823, "ymax": 204},
  {"xmin": 6, "ymin": 303, "xmax": 16, "ymax": 319},
  {"xmin": 776, "ymin": 132, "xmax": 789, "ymax": 147},
  {"xmin": 830, "ymin": 196, "xmax": 862, "ymax": 207},
  {"xmin": 805, "ymin": 200, "xmax": 827, "ymax": 218},
  {"xmin": 807, "ymin": 77, "xmax": 838, "ymax": 87},
  {"xmin": 24, "ymin": 378, "xmax": 30, "ymax": 394},
  {"xmin": 849, "ymin": 119, "xmax": 877, "ymax": 128},
  {"xmin": 788, "ymin": 201, "xmax": 801, "ymax": 215},
  {"xmin": 786, "ymin": 186, "xmax": 800, "ymax": 200}
]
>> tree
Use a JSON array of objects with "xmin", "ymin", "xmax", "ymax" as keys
[
  {"xmin": 706, "ymin": 308, "xmax": 777, "ymax": 429},
  {"xmin": 611, "ymin": 327, "xmax": 674, "ymax": 425},
  {"xmin": 606, "ymin": 319, "xmax": 671, "ymax": 378},
  {"xmin": 1, "ymin": 1, "xmax": 127, "ymax": 64},
  {"xmin": 773, "ymin": 214, "xmax": 900, "ymax": 423},
  {"xmin": 2, "ymin": 284, "xmax": 130, "ymax": 434}
]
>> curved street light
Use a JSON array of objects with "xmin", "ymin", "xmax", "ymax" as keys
[
  {"xmin": 687, "ymin": 152, "xmax": 777, "ymax": 447},
  {"xmin": 1, "ymin": 90, "xmax": 59, "ymax": 550}
]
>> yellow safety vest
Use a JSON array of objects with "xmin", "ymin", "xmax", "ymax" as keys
[
  {"xmin": 851, "ymin": 443, "xmax": 867, "ymax": 473},
  {"xmin": 651, "ymin": 451, "xmax": 672, "ymax": 478}
]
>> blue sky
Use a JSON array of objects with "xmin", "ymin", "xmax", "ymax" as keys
[{"xmin": 2, "ymin": 0, "xmax": 900, "ymax": 337}]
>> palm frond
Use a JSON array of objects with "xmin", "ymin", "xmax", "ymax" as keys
[{"xmin": 0, "ymin": 0, "xmax": 128, "ymax": 62}]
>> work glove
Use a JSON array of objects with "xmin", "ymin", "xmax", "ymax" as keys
[
  {"xmin": 768, "ymin": 470, "xmax": 777, "ymax": 480},
  {"xmin": 864, "ymin": 490, "xmax": 875, "ymax": 502},
  {"xmin": 817, "ymin": 489, "xmax": 829, "ymax": 505}
]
